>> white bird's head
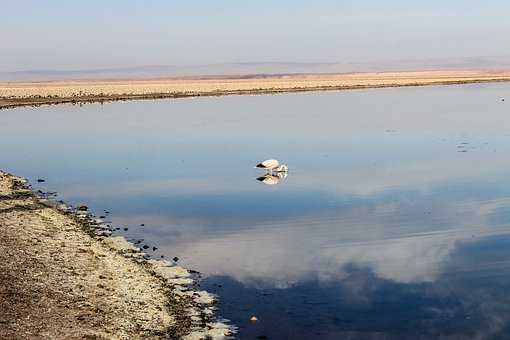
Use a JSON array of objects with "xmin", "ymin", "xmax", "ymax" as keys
[{"xmin": 275, "ymin": 164, "xmax": 288, "ymax": 172}]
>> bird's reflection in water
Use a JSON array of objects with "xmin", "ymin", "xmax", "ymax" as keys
[{"xmin": 256, "ymin": 171, "xmax": 288, "ymax": 185}]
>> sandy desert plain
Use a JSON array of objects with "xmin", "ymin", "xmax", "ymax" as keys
[{"xmin": 1, "ymin": 69, "xmax": 510, "ymax": 109}]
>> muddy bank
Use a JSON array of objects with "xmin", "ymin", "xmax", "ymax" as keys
[
  {"xmin": 0, "ymin": 171, "xmax": 233, "ymax": 339},
  {"xmin": 1, "ymin": 70, "xmax": 510, "ymax": 109}
]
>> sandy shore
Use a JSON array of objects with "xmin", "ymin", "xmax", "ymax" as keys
[
  {"xmin": 0, "ymin": 171, "xmax": 233, "ymax": 339},
  {"xmin": 1, "ymin": 70, "xmax": 510, "ymax": 109}
]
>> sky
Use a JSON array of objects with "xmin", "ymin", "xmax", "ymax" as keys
[{"xmin": 2, "ymin": 0, "xmax": 510, "ymax": 72}]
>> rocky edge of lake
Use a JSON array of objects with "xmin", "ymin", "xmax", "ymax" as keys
[{"xmin": 0, "ymin": 171, "xmax": 234, "ymax": 339}]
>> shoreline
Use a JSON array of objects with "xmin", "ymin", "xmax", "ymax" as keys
[
  {"xmin": 0, "ymin": 171, "xmax": 234, "ymax": 339},
  {"xmin": 1, "ymin": 70, "xmax": 510, "ymax": 110}
]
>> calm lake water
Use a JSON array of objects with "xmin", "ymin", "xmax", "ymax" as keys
[{"xmin": 2, "ymin": 83, "xmax": 510, "ymax": 339}]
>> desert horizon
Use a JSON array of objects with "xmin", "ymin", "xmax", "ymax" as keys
[{"xmin": 2, "ymin": 55, "xmax": 510, "ymax": 82}]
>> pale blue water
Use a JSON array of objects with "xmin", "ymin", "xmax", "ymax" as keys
[{"xmin": 2, "ymin": 83, "xmax": 510, "ymax": 339}]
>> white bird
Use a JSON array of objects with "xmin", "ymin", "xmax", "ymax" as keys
[
  {"xmin": 255, "ymin": 159, "xmax": 279, "ymax": 171},
  {"xmin": 255, "ymin": 159, "xmax": 288, "ymax": 173}
]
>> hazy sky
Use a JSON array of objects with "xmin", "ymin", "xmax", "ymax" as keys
[{"xmin": 2, "ymin": 0, "xmax": 510, "ymax": 72}]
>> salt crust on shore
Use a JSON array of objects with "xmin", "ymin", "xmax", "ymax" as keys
[{"xmin": 0, "ymin": 171, "xmax": 234, "ymax": 339}]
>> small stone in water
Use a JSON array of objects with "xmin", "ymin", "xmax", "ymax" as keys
[
  {"xmin": 142, "ymin": 245, "xmax": 150, "ymax": 249},
  {"xmin": 173, "ymin": 257, "xmax": 179, "ymax": 262},
  {"xmin": 123, "ymin": 227, "xmax": 128, "ymax": 231},
  {"xmin": 37, "ymin": 178, "xmax": 45, "ymax": 183},
  {"xmin": 152, "ymin": 246, "xmax": 157, "ymax": 251},
  {"xmin": 77, "ymin": 205, "xmax": 88, "ymax": 211},
  {"xmin": 140, "ymin": 223, "xmax": 145, "ymax": 226}
]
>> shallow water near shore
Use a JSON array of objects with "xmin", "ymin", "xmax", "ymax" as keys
[{"xmin": 2, "ymin": 83, "xmax": 510, "ymax": 339}]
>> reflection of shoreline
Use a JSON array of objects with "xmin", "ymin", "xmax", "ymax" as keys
[{"xmin": 2, "ymin": 70, "xmax": 510, "ymax": 110}]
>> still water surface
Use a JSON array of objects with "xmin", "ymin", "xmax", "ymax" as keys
[{"xmin": 2, "ymin": 84, "xmax": 510, "ymax": 339}]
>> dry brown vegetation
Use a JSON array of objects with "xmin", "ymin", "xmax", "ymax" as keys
[{"xmin": 1, "ymin": 70, "xmax": 510, "ymax": 109}]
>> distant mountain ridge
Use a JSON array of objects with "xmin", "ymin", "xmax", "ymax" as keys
[{"xmin": 2, "ymin": 57, "xmax": 510, "ymax": 81}]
